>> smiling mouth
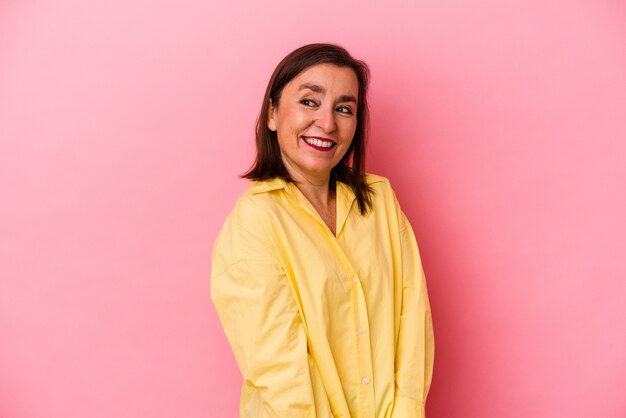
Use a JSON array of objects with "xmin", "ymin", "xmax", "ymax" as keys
[{"xmin": 302, "ymin": 136, "xmax": 336, "ymax": 151}]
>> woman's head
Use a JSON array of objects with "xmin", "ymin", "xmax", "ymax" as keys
[{"xmin": 243, "ymin": 43, "xmax": 373, "ymax": 214}]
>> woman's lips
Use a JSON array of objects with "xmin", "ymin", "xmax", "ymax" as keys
[{"xmin": 302, "ymin": 136, "xmax": 336, "ymax": 152}]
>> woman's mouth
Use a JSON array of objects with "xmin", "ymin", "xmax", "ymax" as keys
[{"xmin": 302, "ymin": 136, "xmax": 336, "ymax": 152}]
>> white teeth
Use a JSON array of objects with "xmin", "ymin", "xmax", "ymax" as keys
[{"xmin": 304, "ymin": 137, "xmax": 333, "ymax": 148}]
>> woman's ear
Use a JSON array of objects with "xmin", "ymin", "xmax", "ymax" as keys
[{"xmin": 267, "ymin": 99, "xmax": 277, "ymax": 132}]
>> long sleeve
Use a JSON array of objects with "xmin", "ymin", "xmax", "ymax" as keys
[
  {"xmin": 391, "ymin": 213, "xmax": 435, "ymax": 418},
  {"xmin": 210, "ymin": 196, "xmax": 317, "ymax": 417}
]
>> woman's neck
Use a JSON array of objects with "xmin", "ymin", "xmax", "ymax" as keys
[{"xmin": 285, "ymin": 167, "xmax": 337, "ymax": 234}]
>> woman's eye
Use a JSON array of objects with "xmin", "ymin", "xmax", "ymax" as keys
[
  {"xmin": 300, "ymin": 99, "xmax": 316, "ymax": 107},
  {"xmin": 336, "ymin": 106, "xmax": 353, "ymax": 115}
]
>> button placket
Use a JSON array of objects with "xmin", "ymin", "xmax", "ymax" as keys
[{"xmin": 311, "ymin": 207, "xmax": 375, "ymax": 417}]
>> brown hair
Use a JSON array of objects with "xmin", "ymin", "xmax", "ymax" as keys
[{"xmin": 242, "ymin": 43, "xmax": 373, "ymax": 214}]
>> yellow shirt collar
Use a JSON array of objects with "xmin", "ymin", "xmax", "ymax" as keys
[
  {"xmin": 249, "ymin": 177, "xmax": 290, "ymax": 194},
  {"xmin": 249, "ymin": 177, "xmax": 357, "ymax": 202}
]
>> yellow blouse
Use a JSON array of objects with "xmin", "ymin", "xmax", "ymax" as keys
[{"xmin": 210, "ymin": 173, "xmax": 434, "ymax": 418}]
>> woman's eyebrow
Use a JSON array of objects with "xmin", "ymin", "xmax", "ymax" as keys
[{"xmin": 298, "ymin": 83, "xmax": 357, "ymax": 103}]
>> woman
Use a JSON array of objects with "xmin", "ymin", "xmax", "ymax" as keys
[{"xmin": 211, "ymin": 43, "xmax": 434, "ymax": 418}]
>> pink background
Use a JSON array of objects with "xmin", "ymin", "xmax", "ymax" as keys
[{"xmin": 1, "ymin": 0, "xmax": 625, "ymax": 417}]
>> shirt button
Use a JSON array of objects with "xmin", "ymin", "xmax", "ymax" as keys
[
  {"xmin": 362, "ymin": 377, "xmax": 370, "ymax": 385},
  {"xmin": 352, "ymin": 277, "xmax": 359, "ymax": 283},
  {"xmin": 357, "ymin": 327, "xmax": 365, "ymax": 334}
]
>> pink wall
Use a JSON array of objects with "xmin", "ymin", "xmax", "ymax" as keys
[{"xmin": 1, "ymin": 0, "xmax": 625, "ymax": 417}]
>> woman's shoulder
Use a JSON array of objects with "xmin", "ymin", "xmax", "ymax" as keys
[
  {"xmin": 211, "ymin": 183, "xmax": 279, "ymax": 271},
  {"xmin": 364, "ymin": 172, "xmax": 390, "ymax": 187},
  {"xmin": 220, "ymin": 178, "xmax": 290, "ymax": 227},
  {"xmin": 361, "ymin": 172, "xmax": 405, "ymax": 218},
  {"xmin": 363, "ymin": 172, "xmax": 397, "ymax": 199}
]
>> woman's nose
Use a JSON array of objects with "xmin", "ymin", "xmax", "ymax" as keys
[{"xmin": 315, "ymin": 106, "xmax": 337, "ymax": 133}]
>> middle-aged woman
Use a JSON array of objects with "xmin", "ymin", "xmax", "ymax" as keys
[{"xmin": 211, "ymin": 43, "xmax": 435, "ymax": 418}]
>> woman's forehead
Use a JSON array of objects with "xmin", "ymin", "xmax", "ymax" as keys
[{"xmin": 288, "ymin": 64, "xmax": 358, "ymax": 95}]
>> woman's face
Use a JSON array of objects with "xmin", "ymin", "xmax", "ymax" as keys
[{"xmin": 268, "ymin": 63, "xmax": 359, "ymax": 183}]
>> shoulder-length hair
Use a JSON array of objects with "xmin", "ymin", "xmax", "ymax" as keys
[{"xmin": 242, "ymin": 43, "xmax": 373, "ymax": 215}]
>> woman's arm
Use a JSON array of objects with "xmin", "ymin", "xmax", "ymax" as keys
[
  {"xmin": 211, "ymin": 259, "xmax": 316, "ymax": 417},
  {"xmin": 210, "ymin": 197, "xmax": 317, "ymax": 417},
  {"xmin": 391, "ymin": 214, "xmax": 435, "ymax": 418}
]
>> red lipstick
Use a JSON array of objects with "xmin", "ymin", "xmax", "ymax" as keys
[{"xmin": 302, "ymin": 136, "xmax": 336, "ymax": 152}]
